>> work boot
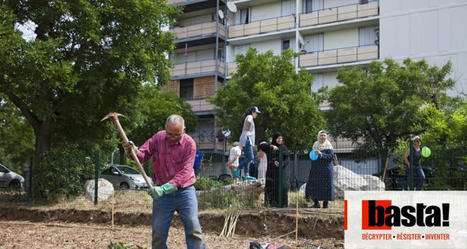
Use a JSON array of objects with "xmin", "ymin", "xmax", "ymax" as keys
[{"xmin": 323, "ymin": 201, "xmax": 329, "ymax": 209}]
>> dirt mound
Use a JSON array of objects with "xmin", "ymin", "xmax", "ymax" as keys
[{"xmin": 0, "ymin": 206, "xmax": 343, "ymax": 240}]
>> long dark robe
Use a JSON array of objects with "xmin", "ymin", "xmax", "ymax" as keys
[
  {"xmin": 260, "ymin": 140, "xmax": 289, "ymax": 208},
  {"xmin": 305, "ymin": 149, "xmax": 335, "ymax": 201}
]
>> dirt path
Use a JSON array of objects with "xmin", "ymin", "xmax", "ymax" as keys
[{"xmin": 0, "ymin": 220, "xmax": 343, "ymax": 249}]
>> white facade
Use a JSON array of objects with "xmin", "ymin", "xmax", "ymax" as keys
[
  {"xmin": 166, "ymin": 0, "xmax": 467, "ymax": 151},
  {"xmin": 225, "ymin": 0, "xmax": 380, "ymax": 92},
  {"xmin": 380, "ymin": 0, "xmax": 467, "ymax": 96},
  {"xmin": 223, "ymin": 0, "xmax": 467, "ymax": 96}
]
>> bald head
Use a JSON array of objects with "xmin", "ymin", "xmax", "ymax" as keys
[{"xmin": 165, "ymin": 114, "xmax": 185, "ymax": 129}]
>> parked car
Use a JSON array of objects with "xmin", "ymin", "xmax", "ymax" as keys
[
  {"xmin": 0, "ymin": 163, "xmax": 24, "ymax": 190},
  {"xmin": 101, "ymin": 164, "xmax": 152, "ymax": 190}
]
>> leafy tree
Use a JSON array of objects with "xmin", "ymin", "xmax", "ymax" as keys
[
  {"xmin": 0, "ymin": 96, "xmax": 34, "ymax": 171},
  {"xmin": 0, "ymin": 0, "xmax": 179, "ymax": 160},
  {"xmin": 393, "ymin": 101, "xmax": 467, "ymax": 189},
  {"xmin": 327, "ymin": 58, "xmax": 455, "ymax": 173},
  {"xmin": 210, "ymin": 49, "xmax": 324, "ymax": 150},
  {"xmin": 127, "ymin": 85, "xmax": 197, "ymax": 147},
  {"xmin": 415, "ymin": 102, "xmax": 466, "ymax": 189},
  {"xmin": 99, "ymin": 85, "xmax": 197, "ymax": 172}
]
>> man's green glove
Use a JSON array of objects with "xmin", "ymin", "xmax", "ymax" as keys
[{"xmin": 148, "ymin": 183, "xmax": 178, "ymax": 200}]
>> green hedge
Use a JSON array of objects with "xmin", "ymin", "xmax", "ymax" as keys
[
  {"xmin": 194, "ymin": 177, "xmax": 232, "ymax": 191},
  {"xmin": 33, "ymin": 148, "xmax": 97, "ymax": 201}
]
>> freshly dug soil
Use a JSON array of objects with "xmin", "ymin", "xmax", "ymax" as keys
[
  {"xmin": 0, "ymin": 220, "xmax": 344, "ymax": 249},
  {"xmin": 0, "ymin": 206, "xmax": 343, "ymax": 239},
  {"xmin": 0, "ymin": 206, "xmax": 344, "ymax": 248}
]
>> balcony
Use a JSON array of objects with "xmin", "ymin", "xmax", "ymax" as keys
[
  {"xmin": 170, "ymin": 59, "xmax": 225, "ymax": 79},
  {"xmin": 300, "ymin": 1, "xmax": 378, "ymax": 28},
  {"xmin": 299, "ymin": 45, "xmax": 378, "ymax": 68},
  {"xmin": 229, "ymin": 15, "xmax": 295, "ymax": 39},
  {"xmin": 167, "ymin": 0, "xmax": 226, "ymax": 13},
  {"xmin": 186, "ymin": 98, "xmax": 216, "ymax": 113},
  {"xmin": 171, "ymin": 22, "xmax": 225, "ymax": 41}
]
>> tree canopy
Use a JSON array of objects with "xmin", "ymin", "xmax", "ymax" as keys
[
  {"xmin": 0, "ymin": 0, "xmax": 179, "ymax": 159},
  {"xmin": 392, "ymin": 100, "xmax": 467, "ymax": 189},
  {"xmin": 125, "ymin": 85, "xmax": 197, "ymax": 147},
  {"xmin": 210, "ymin": 49, "xmax": 324, "ymax": 150},
  {"xmin": 326, "ymin": 58, "xmax": 456, "ymax": 169},
  {"xmin": 0, "ymin": 97, "xmax": 34, "ymax": 171}
]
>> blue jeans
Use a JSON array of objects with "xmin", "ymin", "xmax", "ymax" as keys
[
  {"xmin": 152, "ymin": 186, "xmax": 205, "ymax": 249},
  {"xmin": 404, "ymin": 166, "xmax": 425, "ymax": 190},
  {"xmin": 239, "ymin": 138, "xmax": 254, "ymax": 177}
]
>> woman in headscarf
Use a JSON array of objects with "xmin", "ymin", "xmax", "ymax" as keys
[
  {"xmin": 260, "ymin": 132, "xmax": 290, "ymax": 207},
  {"xmin": 305, "ymin": 130, "xmax": 335, "ymax": 208}
]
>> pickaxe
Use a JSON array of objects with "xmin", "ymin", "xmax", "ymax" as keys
[{"xmin": 101, "ymin": 112, "xmax": 153, "ymax": 188}]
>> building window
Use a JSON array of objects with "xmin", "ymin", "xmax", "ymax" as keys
[
  {"xmin": 282, "ymin": 0, "xmax": 295, "ymax": 16},
  {"xmin": 311, "ymin": 73, "xmax": 324, "ymax": 92},
  {"xmin": 359, "ymin": 26, "xmax": 379, "ymax": 46},
  {"xmin": 180, "ymin": 79, "xmax": 194, "ymax": 100},
  {"xmin": 282, "ymin": 40, "xmax": 290, "ymax": 51},
  {"xmin": 240, "ymin": 8, "xmax": 250, "ymax": 24},
  {"xmin": 303, "ymin": 33, "xmax": 323, "ymax": 52},
  {"xmin": 306, "ymin": 0, "xmax": 324, "ymax": 13}
]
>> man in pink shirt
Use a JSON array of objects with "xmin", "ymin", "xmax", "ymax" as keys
[{"xmin": 123, "ymin": 114, "xmax": 205, "ymax": 249}]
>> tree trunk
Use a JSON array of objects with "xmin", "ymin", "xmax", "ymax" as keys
[
  {"xmin": 33, "ymin": 118, "xmax": 51, "ymax": 161},
  {"xmin": 379, "ymin": 149, "xmax": 389, "ymax": 177}
]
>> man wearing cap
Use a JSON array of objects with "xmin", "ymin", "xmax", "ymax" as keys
[{"xmin": 238, "ymin": 106, "xmax": 261, "ymax": 178}]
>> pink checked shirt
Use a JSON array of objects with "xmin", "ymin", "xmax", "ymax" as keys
[{"xmin": 136, "ymin": 130, "xmax": 196, "ymax": 188}]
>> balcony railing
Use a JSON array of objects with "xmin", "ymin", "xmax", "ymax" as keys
[
  {"xmin": 170, "ymin": 59, "xmax": 225, "ymax": 78},
  {"xmin": 171, "ymin": 22, "xmax": 225, "ymax": 40},
  {"xmin": 299, "ymin": 44, "xmax": 378, "ymax": 67},
  {"xmin": 229, "ymin": 15, "xmax": 295, "ymax": 39},
  {"xmin": 300, "ymin": 1, "xmax": 378, "ymax": 28},
  {"xmin": 186, "ymin": 98, "xmax": 216, "ymax": 113}
]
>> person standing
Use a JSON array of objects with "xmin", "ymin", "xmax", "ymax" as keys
[
  {"xmin": 226, "ymin": 141, "xmax": 242, "ymax": 183},
  {"xmin": 403, "ymin": 135, "xmax": 425, "ymax": 190},
  {"xmin": 305, "ymin": 130, "xmax": 335, "ymax": 209},
  {"xmin": 193, "ymin": 148, "xmax": 203, "ymax": 176},
  {"xmin": 259, "ymin": 132, "xmax": 289, "ymax": 208},
  {"xmin": 238, "ymin": 106, "xmax": 261, "ymax": 178},
  {"xmin": 257, "ymin": 143, "xmax": 268, "ymax": 180},
  {"xmin": 123, "ymin": 114, "xmax": 206, "ymax": 249}
]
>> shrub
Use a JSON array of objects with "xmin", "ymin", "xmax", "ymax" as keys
[
  {"xmin": 33, "ymin": 147, "xmax": 98, "ymax": 201},
  {"xmin": 198, "ymin": 191, "xmax": 238, "ymax": 209},
  {"xmin": 194, "ymin": 177, "xmax": 222, "ymax": 190}
]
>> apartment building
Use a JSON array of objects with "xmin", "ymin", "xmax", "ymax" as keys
[
  {"xmin": 226, "ymin": 0, "xmax": 379, "ymax": 92},
  {"xmin": 166, "ymin": 0, "xmax": 467, "ymax": 152},
  {"xmin": 165, "ymin": 0, "xmax": 227, "ymax": 151}
]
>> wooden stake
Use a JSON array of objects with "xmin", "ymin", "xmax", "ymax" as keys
[
  {"xmin": 381, "ymin": 157, "xmax": 389, "ymax": 181},
  {"xmin": 111, "ymin": 191, "xmax": 115, "ymax": 231},
  {"xmin": 295, "ymin": 194, "xmax": 299, "ymax": 243}
]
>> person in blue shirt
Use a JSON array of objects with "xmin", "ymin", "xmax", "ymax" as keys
[{"xmin": 193, "ymin": 148, "xmax": 203, "ymax": 176}]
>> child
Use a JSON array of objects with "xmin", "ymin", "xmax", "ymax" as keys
[
  {"xmin": 257, "ymin": 142, "xmax": 268, "ymax": 179},
  {"xmin": 226, "ymin": 142, "xmax": 241, "ymax": 183}
]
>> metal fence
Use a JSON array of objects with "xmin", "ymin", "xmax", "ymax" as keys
[{"xmin": 11, "ymin": 145, "xmax": 466, "ymax": 210}]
